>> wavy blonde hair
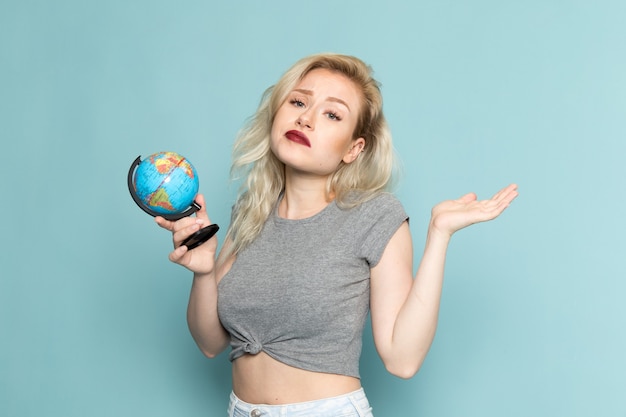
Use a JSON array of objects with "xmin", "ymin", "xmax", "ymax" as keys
[{"xmin": 224, "ymin": 53, "xmax": 398, "ymax": 258}]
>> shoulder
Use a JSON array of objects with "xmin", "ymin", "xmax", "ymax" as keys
[
  {"xmin": 349, "ymin": 192, "xmax": 408, "ymax": 223},
  {"xmin": 342, "ymin": 192, "xmax": 409, "ymax": 267},
  {"xmin": 363, "ymin": 192, "xmax": 404, "ymax": 209}
]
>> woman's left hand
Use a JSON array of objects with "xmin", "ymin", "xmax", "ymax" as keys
[{"xmin": 430, "ymin": 183, "xmax": 519, "ymax": 238}]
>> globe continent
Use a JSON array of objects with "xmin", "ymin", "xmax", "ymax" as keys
[{"xmin": 134, "ymin": 151, "xmax": 199, "ymax": 215}]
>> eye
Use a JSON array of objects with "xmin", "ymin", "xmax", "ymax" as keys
[
  {"xmin": 326, "ymin": 112, "xmax": 342, "ymax": 121},
  {"xmin": 290, "ymin": 98, "xmax": 305, "ymax": 108}
]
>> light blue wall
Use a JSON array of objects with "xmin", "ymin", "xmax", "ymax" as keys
[{"xmin": 2, "ymin": 1, "xmax": 625, "ymax": 416}]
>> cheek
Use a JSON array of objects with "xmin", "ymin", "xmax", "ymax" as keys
[
  {"xmin": 331, "ymin": 128, "xmax": 357, "ymax": 154},
  {"xmin": 268, "ymin": 130, "xmax": 281, "ymax": 157},
  {"xmin": 316, "ymin": 139, "xmax": 352, "ymax": 166},
  {"xmin": 269, "ymin": 113, "xmax": 284, "ymax": 142},
  {"xmin": 273, "ymin": 103, "xmax": 291, "ymax": 124}
]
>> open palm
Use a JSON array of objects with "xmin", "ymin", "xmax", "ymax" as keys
[{"xmin": 431, "ymin": 183, "xmax": 518, "ymax": 237}]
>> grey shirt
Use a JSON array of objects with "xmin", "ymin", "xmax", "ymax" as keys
[{"xmin": 217, "ymin": 192, "xmax": 408, "ymax": 378}]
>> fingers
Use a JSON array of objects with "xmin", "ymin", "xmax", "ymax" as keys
[
  {"xmin": 168, "ymin": 244, "xmax": 189, "ymax": 263},
  {"xmin": 155, "ymin": 194, "xmax": 213, "ymax": 235},
  {"xmin": 155, "ymin": 209, "xmax": 208, "ymax": 253},
  {"xmin": 152, "ymin": 193, "xmax": 217, "ymax": 272},
  {"xmin": 494, "ymin": 185, "xmax": 519, "ymax": 211},
  {"xmin": 432, "ymin": 184, "xmax": 518, "ymax": 235},
  {"xmin": 458, "ymin": 184, "xmax": 517, "ymax": 206},
  {"xmin": 484, "ymin": 184, "xmax": 519, "ymax": 219},
  {"xmin": 491, "ymin": 183, "xmax": 518, "ymax": 203},
  {"xmin": 155, "ymin": 215, "xmax": 174, "ymax": 231},
  {"xmin": 467, "ymin": 184, "xmax": 518, "ymax": 222},
  {"xmin": 457, "ymin": 192, "xmax": 477, "ymax": 204},
  {"xmin": 455, "ymin": 184, "xmax": 518, "ymax": 214},
  {"xmin": 194, "ymin": 194, "xmax": 211, "ymax": 223},
  {"xmin": 172, "ymin": 218, "xmax": 205, "ymax": 246}
]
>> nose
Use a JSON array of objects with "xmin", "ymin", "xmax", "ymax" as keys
[{"xmin": 296, "ymin": 111, "xmax": 314, "ymax": 129}]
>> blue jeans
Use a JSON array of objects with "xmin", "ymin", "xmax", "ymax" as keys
[{"xmin": 227, "ymin": 388, "xmax": 374, "ymax": 417}]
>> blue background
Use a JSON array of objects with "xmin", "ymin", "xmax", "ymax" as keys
[{"xmin": 2, "ymin": 1, "xmax": 625, "ymax": 416}]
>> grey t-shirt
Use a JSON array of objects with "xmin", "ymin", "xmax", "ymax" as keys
[{"xmin": 217, "ymin": 192, "xmax": 408, "ymax": 378}]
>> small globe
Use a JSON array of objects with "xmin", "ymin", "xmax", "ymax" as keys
[{"xmin": 130, "ymin": 151, "xmax": 199, "ymax": 217}]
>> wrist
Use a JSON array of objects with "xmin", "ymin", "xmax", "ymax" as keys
[
  {"xmin": 426, "ymin": 222, "xmax": 452, "ymax": 246},
  {"xmin": 193, "ymin": 271, "xmax": 216, "ymax": 281}
]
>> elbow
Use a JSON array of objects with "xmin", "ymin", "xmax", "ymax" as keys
[
  {"xmin": 200, "ymin": 349, "xmax": 219, "ymax": 359},
  {"xmin": 383, "ymin": 355, "xmax": 426, "ymax": 379},
  {"xmin": 386, "ymin": 363, "xmax": 421, "ymax": 380},
  {"xmin": 190, "ymin": 334, "xmax": 228, "ymax": 360},
  {"xmin": 197, "ymin": 340, "xmax": 229, "ymax": 359},
  {"xmin": 196, "ymin": 340, "xmax": 229, "ymax": 359}
]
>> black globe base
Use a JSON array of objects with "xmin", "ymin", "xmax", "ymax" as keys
[{"xmin": 181, "ymin": 224, "xmax": 220, "ymax": 250}]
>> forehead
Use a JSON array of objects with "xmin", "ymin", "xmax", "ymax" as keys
[{"xmin": 294, "ymin": 68, "xmax": 362, "ymax": 110}]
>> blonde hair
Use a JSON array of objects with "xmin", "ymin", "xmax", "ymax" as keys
[{"xmin": 224, "ymin": 53, "xmax": 398, "ymax": 258}]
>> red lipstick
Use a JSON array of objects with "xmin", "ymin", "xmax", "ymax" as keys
[{"xmin": 285, "ymin": 130, "xmax": 311, "ymax": 147}]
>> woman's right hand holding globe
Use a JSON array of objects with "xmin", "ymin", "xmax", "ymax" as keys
[{"xmin": 155, "ymin": 193, "xmax": 218, "ymax": 275}]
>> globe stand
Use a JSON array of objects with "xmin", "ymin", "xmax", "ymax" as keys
[{"xmin": 127, "ymin": 155, "xmax": 219, "ymax": 250}]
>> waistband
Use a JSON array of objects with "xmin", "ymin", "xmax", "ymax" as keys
[{"xmin": 228, "ymin": 388, "xmax": 371, "ymax": 417}]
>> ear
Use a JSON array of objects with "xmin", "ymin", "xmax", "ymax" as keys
[{"xmin": 343, "ymin": 137, "xmax": 366, "ymax": 164}]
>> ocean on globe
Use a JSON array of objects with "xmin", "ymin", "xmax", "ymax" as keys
[{"xmin": 132, "ymin": 151, "xmax": 199, "ymax": 215}]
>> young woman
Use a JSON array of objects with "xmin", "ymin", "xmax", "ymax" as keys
[{"xmin": 156, "ymin": 53, "xmax": 518, "ymax": 417}]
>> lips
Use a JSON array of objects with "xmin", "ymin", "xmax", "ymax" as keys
[{"xmin": 285, "ymin": 130, "xmax": 311, "ymax": 147}]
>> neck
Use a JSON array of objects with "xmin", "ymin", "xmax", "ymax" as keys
[{"xmin": 278, "ymin": 169, "xmax": 334, "ymax": 220}]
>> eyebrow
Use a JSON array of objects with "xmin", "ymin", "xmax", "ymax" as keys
[{"xmin": 293, "ymin": 88, "xmax": 351, "ymax": 111}]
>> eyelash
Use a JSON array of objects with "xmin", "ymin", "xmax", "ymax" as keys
[
  {"xmin": 326, "ymin": 112, "xmax": 341, "ymax": 121},
  {"xmin": 288, "ymin": 99, "xmax": 342, "ymax": 121},
  {"xmin": 290, "ymin": 98, "xmax": 305, "ymax": 108}
]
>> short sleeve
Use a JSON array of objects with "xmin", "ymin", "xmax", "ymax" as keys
[{"xmin": 357, "ymin": 193, "xmax": 409, "ymax": 267}]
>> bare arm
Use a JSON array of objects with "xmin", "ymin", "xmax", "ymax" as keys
[
  {"xmin": 370, "ymin": 184, "xmax": 519, "ymax": 378},
  {"xmin": 184, "ymin": 248, "xmax": 233, "ymax": 358},
  {"xmin": 155, "ymin": 193, "xmax": 230, "ymax": 358}
]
